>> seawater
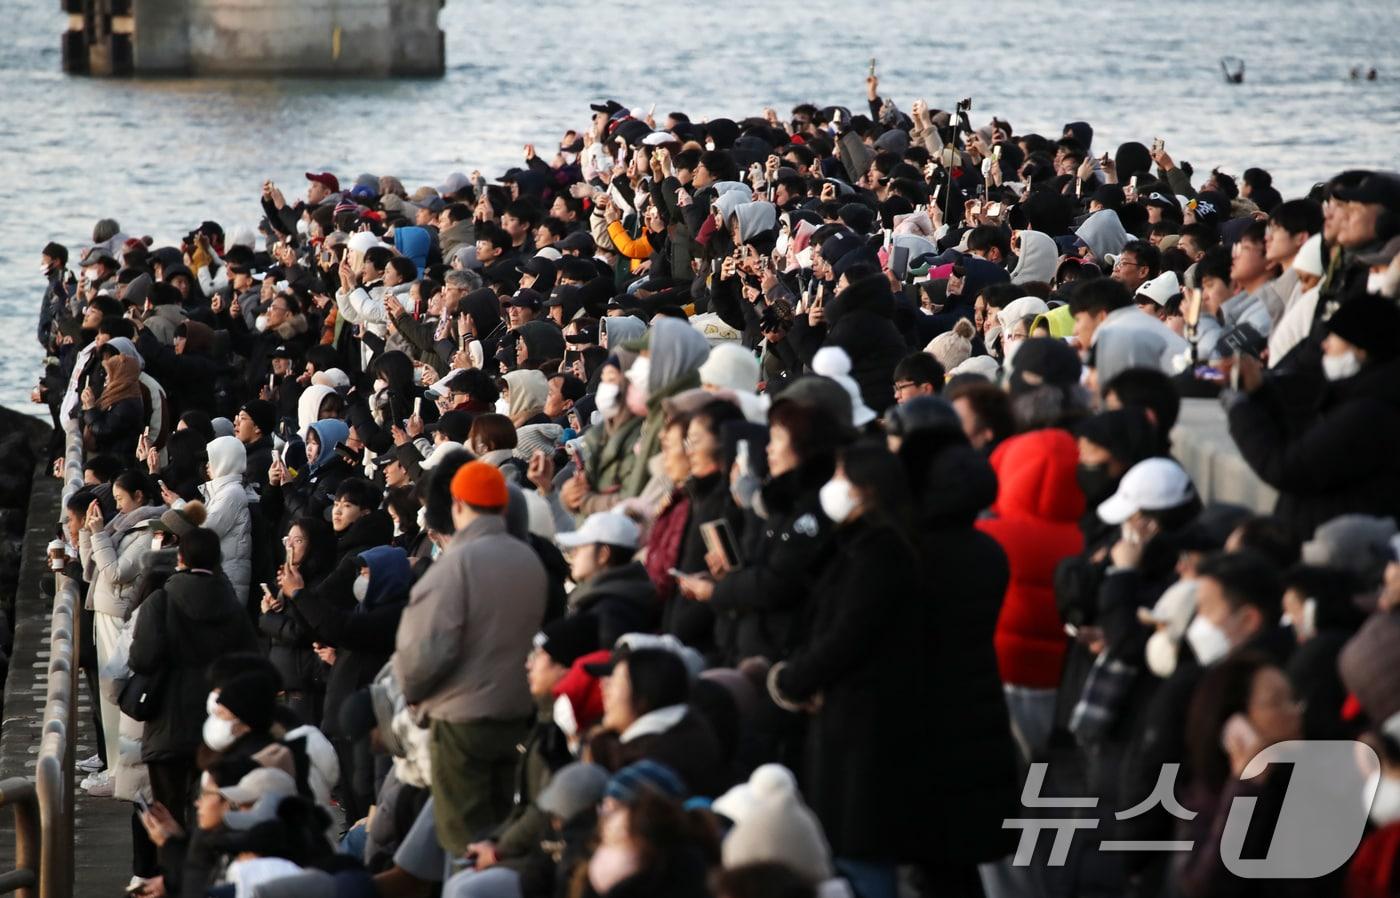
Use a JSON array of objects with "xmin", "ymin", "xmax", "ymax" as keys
[{"xmin": 2, "ymin": 0, "xmax": 1397, "ymax": 410}]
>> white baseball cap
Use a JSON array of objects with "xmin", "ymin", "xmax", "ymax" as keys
[
  {"xmin": 555, "ymin": 512, "xmax": 640, "ymax": 550},
  {"xmin": 346, "ymin": 231, "xmax": 386, "ymax": 254},
  {"xmin": 1097, "ymin": 457, "xmax": 1196, "ymax": 525},
  {"xmin": 1134, "ymin": 270, "xmax": 1182, "ymax": 307}
]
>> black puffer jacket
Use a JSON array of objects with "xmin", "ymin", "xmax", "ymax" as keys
[
  {"xmin": 129, "ymin": 570, "xmax": 259, "ymax": 761},
  {"xmin": 1229, "ymin": 355, "xmax": 1400, "ymax": 542},
  {"xmin": 789, "ymin": 273, "xmax": 907, "ymax": 413},
  {"xmin": 710, "ymin": 459, "xmax": 836, "ymax": 666},
  {"xmin": 566, "ymin": 561, "xmax": 658, "ymax": 648}
]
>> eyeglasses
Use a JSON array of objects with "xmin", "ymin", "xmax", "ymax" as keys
[{"xmin": 893, "ymin": 381, "xmax": 919, "ymax": 393}]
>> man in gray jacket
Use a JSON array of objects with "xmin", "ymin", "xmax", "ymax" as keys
[{"xmin": 393, "ymin": 460, "xmax": 547, "ymax": 858}]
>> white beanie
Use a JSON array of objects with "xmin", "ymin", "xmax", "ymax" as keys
[
  {"xmin": 925, "ymin": 318, "xmax": 975, "ymax": 371},
  {"xmin": 1135, "ymin": 271, "xmax": 1181, "ymax": 306},
  {"xmin": 811, "ymin": 347, "xmax": 876, "ymax": 426},
  {"xmin": 1293, "ymin": 233, "xmax": 1324, "ymax": 277},
  {"xmin": 698, "ymin": 343, "xmax": 760, "ymax": 394},
  {"xmin": 720, "ymin": 764, "xmax": 834, "ymax": 881},
  {"xmin": 420, "ymin": 441, "xmax": 464, "ymax": 470}
]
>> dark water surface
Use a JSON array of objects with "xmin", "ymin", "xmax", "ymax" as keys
[{"xmin": 2, "ymin": 0, "xmax": 1397, "ymax": 409}]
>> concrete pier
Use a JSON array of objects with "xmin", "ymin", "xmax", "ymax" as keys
[{"xmin": 63, "ymin": 0, "xmax": 445, "ymax": 77}]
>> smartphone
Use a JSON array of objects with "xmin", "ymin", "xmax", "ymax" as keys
[
  {"xmin": 992, "ymin": 144, "xmax": 1002, "ymax": 162},
  {"xmin": 157, "ymin": 479, "xmax": 168, "ymax": 492},
  {"xmin": 986, "ymin": 202, "xmax": 1004, "ymax": 218},
  {"xmin": 1129, "ymin": 175, "xmax": 1139, "ymax": 192},
  {"xmin": 736, "ymin": 440, "xmax": 752, "ymax": 480},
  {"xmin": 1221, "ymin": 712, "xmax": 1259, "ymax": 755},
  {"xmin": 413, "ymin": 397, "xmax": 422, "ymax": 418},
  {"xmin": 890, "ymin": 244, "xmax": 911, "ymax": 281},
  {"xmin": 268, "ymin": 373, "xmax": 275, "ymax": 391},
  {"xmin": 699, "ymin": 519, "xmax": 742, "ymax": 570},
  {"xmin": 666, "ymin": 567, "xmax": 689, "ymax": 579},
  {"xmin": 260, "ymin": 582, "xmax": 273, "ymax": 597},
  {"xmin": 868, "ymin": 57, "xmax": 877, "ymax": 78},
  {"xmin": 1151, "ymin": 137, "xmax": 1165, "ymax": 154}
]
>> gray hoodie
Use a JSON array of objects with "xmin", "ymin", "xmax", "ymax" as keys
[
  {"xmin": 1076, "ymin": 210, "xmax": 1130, "ymax": 262},
  {"xmin": 734, "ymin": 202, "xmax": 778, "ymax": 244},
  {"xmin": 1011, "ymin": 230, "xmax": 1058, "ymax": 285}
]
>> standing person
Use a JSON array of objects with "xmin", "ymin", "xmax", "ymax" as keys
[
  {"xmin": 768, "ymin": 444, "xmax": 923, "ymax": 898},
  {"xmin": 176, "ymin": 436, "xmax": 253, "ymax": 605},
  {"xmin": 888, "ymin": 398, "xmax": 1020, "ymax": 891},
  {"xmin": 393, "ymin": 461, "xmax": 548, "ymax": 857},
  {"xmin": 976, "ymin": 427, "xmax": 1085, "ymax": 763},
  {"xmin": 128, "ymin": 527, "xmax": 258, "ymax": 831},
  {"xmin": 78, "ymin": 470, "xmax": 166, "ymax": 797},
  {"xmin": 38, "ymin": 240, "xmax": 76, "ymax": 348}
]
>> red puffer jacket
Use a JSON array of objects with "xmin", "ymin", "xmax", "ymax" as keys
[{"xmin": 976, "ymin": 429, "xmax": 1085, "ymax": 688}]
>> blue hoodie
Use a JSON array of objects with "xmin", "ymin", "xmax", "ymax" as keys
[
  {"xmin": 393, "ymin": 226, "xmax": 432, "ymax": 277},
  {"xmin": 357, "ymin": 545, "xmax": 411, "ymax": 610},
  {"xmin": 307, "ymin": 419, "xmax": 350, "ymax": 473}
]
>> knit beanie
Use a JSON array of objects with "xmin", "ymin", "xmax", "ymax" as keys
[
  {"xmin": 159, "ymin": 500, "xmax": 207, "ymax": 537},
  {"xmin": 718, "ymin": 764, "xmax": 833, "ymax": 881},
  {"xmin": 537, "ymin": 763, "xmax": 610, "ymax": 822},
  {"xmin": 217, "ymin": 671, "xmax": 278, "ymax": 732},
  {"xmin": 925, "ymin": 318, "xmax": 975, "ymax": 371},
  {"xmin": 1325, "ymin": 293, "xmax": 1400, "ymax": 360},
  {"xmin": 450, "ymin": 460, "xmax": 508, "ymax": 508},
  {"xmin": 698, "ymin": 343, "xmax": 761, "ymax": 394},
  {"xmin": 811, "ymin": 347, "xmax": 876, "ymax": 426}
]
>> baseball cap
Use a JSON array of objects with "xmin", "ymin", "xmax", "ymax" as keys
[
  {"xmin": 305, "ymin": 172, "xmax": 340, "ymax": 193},
  {"xmin": 517, "ymin": 256, "xmax": 557, "ymax": 279},
  {"xmin": 536, "ymin": 763, "xmax": 610, "ymax": 821},
  {"xmin": 565, "ymin": 322, "xmax": 598, "ymax": 345},
  {"xmin": 1134, "ymin": 271, "xmax": 1182, "ymax": 307},
  {"xmin": 507, "ymin": 289, "xmax": 544, "ymax": 310},
  {"xmin": 1097, "ymin": 458, "xmax": 1197, "ymax": 525},
  {"xmin": 556, "ymin": 232, "xmax": 596, "ymax": 255},
  {"xmin": 556, "ymin": 512, "xmax": 640, "ymax": 550},
  {"xmin": 219, "ymin": 767, "xmax": 298, "ymax": 806},
  {"xmin": 346, "ymin": 231, "xmax": 385, "ymax": 254}
]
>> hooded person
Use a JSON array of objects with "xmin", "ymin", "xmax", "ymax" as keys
[
  {"xmin": 1076, "ymin": 209, "xmax": 1131, "ymax": 264},
  {"xmin": 295, "ymin": 384, "xmax": 337, "ymax": 435},
  {"xmin": 283, "ymin": 544, "xmax": 411, "ymax": 821},
  {"xmin": 733, "ymin": 202, "xmax": 779, "ymax": 248},
  {"xmin": 791, "ymin": 272, "xmax": 906, "ymax": 415},
  {"xmin": 502, "ymin": 369, "xmax": 551, "ymax": 427},
  {"xmin": 516, "ymin": 320, "xmax": 566, "ymax": 370},
  {"xmin": 600, "ymin": 315, "xmax": 647, "ymax": 352},
  {"xmin": 976, "ymin": 426, "xmax": 1086, "ymax": 762},
  {"xmin": 620, "ymin": 318, "xmax": 712, "ymax": 497},
  {"xmin": 188, "ymin": 435, "xmax": 255, "ymax": 603},
  {"xmin": 82, "ymin": 352, "xmax": 146, "ymax": 459},
  {"xmin": 1010, "ymin": 230, "xmax": 1059, "ymax": 285},
  {"xmin": 995, "ymin": 296, "xmax": 1051, "ymax": 368},
  {"xmin": 393, "ymin": 226, "xmax": 432, "ymax": 277}
]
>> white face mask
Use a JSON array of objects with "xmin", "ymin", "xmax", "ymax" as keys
[
  {"xmin": 1145, "ymin": 629, "xmax": 1179, "ymax": 678},
  {"xmin": 1185, "ymin": 614, "xmax": 1232, "ymax": 667},
  {"xmin": 1367, "ymin": 771, "xmax": 1400, "ymax": 827},
  {"xmin": 202, "ymin": 713, "xmax": 240, "ymax": 751},
  {"xmin": 296, "ymin": 218, "xmax": 310, "ymax": 236},
  {"xmin": 373, "ymin": 378, "xmax": 389, "ymax": 394},
  {"xmin": 353, "ymin": 573, "xmax": 370, "ymax": 603},
  {"xmin": 775, "ymin": 231, "xmax": 791, "ymax": 258},
  {"xmin": 594, "ymin": 381, "xmax": 622, "ymax": 420},
  {"xmin": 494, "ymin": 396, "xmax": 511, "ymax": 415},
  {"xmin": 206, "ymin": 690, "xmax": 221, "ymax": 716},
  {"xmin": 986, "ymin": 325, "xmax": 1003, "ymax": 359},
  {"xmin": 625, "ymin": 356, "xmax": 651, "ymax": 392},
  {"xmin": 819, "ymin": 477, "xmax": 858, "ymax": 524},
  {"xmin": 1321, "ymin": 350, "xmax": 1361, "ymax": 381},
  {"xmin": 254, "ymin": 314, "xmax": 270, "ymax": 333}
]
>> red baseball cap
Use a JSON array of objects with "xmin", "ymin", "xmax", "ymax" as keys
[{"xmin": 305, "ymin": 171, "xmax": 340, "ymax": 193}]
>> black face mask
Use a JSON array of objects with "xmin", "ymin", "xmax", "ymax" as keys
[{"xmin": 1076, "ymin": 462, "xmax": 1117, "ymax": 510}]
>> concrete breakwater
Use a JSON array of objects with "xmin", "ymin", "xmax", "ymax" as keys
[{"xmin": 63, "ymin": 0, "xmax": 445, "ymax": 77}]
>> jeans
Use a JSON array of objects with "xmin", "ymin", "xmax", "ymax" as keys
[{"xmin": 1003, "ymin": 685, "xmax": 1057, "ymax": 765}]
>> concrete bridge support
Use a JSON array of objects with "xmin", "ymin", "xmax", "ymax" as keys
[{"xmin": 61, "ymin": 0, "xmax": 445, "ymax": 77}]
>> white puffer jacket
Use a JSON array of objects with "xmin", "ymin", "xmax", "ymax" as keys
[
  {"xmin": 199, "ymin": 436, "xmax": 253, "ymax": 603},
  {"xmin": 79, "ymin": 505, "xmax": 164, "ymax": 618},
  {"xmin": 99, "ymin": 605, "xmax": 151, "ymax": 804}
]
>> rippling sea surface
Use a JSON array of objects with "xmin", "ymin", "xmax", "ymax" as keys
[{"xmin": 2, "ymin": 0, "xmax": 1397, "ymax": 410}]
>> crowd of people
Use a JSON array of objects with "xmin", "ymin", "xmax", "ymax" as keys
[{"xmin": 30, "ymin": 75, "xmax": 1400, "ymax": 898}]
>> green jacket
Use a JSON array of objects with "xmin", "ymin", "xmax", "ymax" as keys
[
  {"xmin": 621, "ymin": 371, "xmax": 700, "ymax": 498},
  {"xmin": 583, "ymin": 412, "xmax": 645, "ymax": 497}
]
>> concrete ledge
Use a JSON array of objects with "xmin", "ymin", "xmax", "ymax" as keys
[{"xmin": 1171, "ymin": 398, "xmax": 1278, "ymax": 515}]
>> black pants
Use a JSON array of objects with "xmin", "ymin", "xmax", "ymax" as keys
[
  {"xmin": 131, "ymin": 809, "xmax": 159, "ymax": 878},
  {"xmin": 79, "ymin": 609, "xmax": 106, "ymax": 767},
  {"xmin": 146, "ymin": 757, "xmax": 197, "ymax": 830}
]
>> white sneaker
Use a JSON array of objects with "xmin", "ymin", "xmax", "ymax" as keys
[
  {"xmin": 76, "ymin": 754, "xmax": 103, "ymax": 773},
  {"xmin": 85, "ymin": 775, "xmax": 115, "ymax": 798},
  {"xmin": 80, "ymin": 770, "xmax": 109, "ymax": 792}
]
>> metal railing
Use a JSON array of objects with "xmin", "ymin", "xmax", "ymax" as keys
[
  {"xmin": 0, "ymin": 778, "xmax": 40, "ymax": 898},
  {"xmin": 23, "ymin": 427, "xmax": 89, "ymax": 898}
]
